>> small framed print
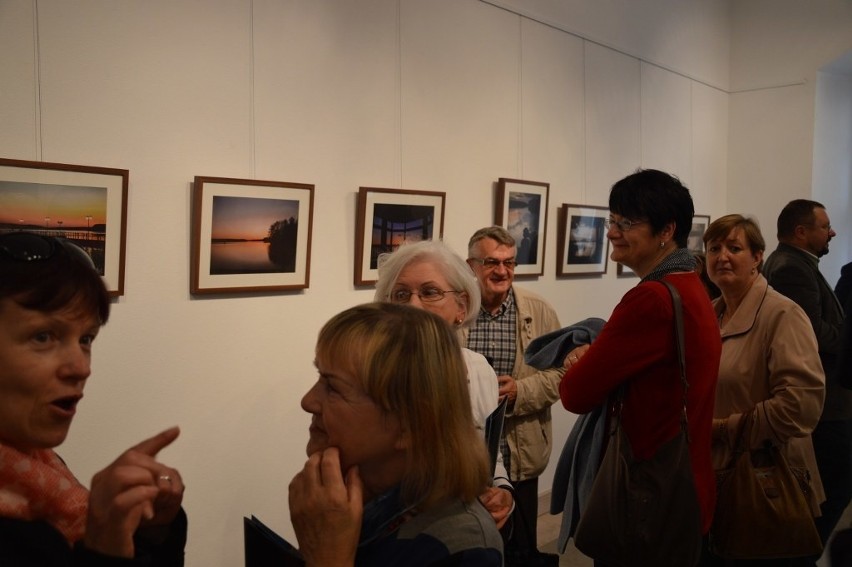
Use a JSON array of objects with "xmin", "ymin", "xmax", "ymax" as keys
[
  {"xmin": 0, "ymin": 157, "xmax": 129, "ymax": 296},
  {"xmin": 617, "ymin": 263, "xmax": 637, "ymax": 278},
  {"xmin": 556, "ymin": 204, "xmax": 609, "ymax": 276},
  {"xmin": 191, "ymin": 176, "xmax": 314, "ymax": 294},
  {"xmin": 688, "ymin": 214, "xmax": 711, "ymax": 254},
  {"xmin": 495, "ymin": 178, "xmax": 548, "ymax": 276},
  {"xmin": 355, "ymin": 187, "xmax": 445, "ymax": 286}
]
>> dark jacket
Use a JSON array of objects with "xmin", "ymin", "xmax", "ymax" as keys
[{"xmin": 0, "ymin": 510, "xmax": 187, "ymax": 567}]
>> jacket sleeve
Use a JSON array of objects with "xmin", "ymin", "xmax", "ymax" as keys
[
  {"xmin": 511, "ymin": 297, "xmax": 563, "ymax": 417},
  {"xmin": 560, "ymin": 285, "xmax": 672, "ymax": 414},
  {"xmin": 747, "ymin": 303, "xmax": 826, "ymax": 448},
  {"xmin": 768, "ymin": 261, "xmax": 842, "ymax": 354}
]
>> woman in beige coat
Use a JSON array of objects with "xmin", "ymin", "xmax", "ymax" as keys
[{"xmin": 703, "ymin": 214, "xmax": 825, "ymax": 564}]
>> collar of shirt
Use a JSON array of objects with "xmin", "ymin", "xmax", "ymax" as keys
[{"xmin": 480, "ymin": 288, "xmax": 515, "ymax": 320}]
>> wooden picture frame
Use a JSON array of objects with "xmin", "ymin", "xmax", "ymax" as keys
[
  {"xmin": 556, "ymin": 204, "xmax": 609, "ymax": 276},
  {"xmin": 0, "ymin": 157, "xmax": 128, "ymax": 296},
  {"xmin": 689, "ymin": 214, "xmax": 711, "ymax": 255},
  {"xmin": 617, "ymin": 263, "xmax": 637, "ymax": 278},
  {"xmin": 495, "ymin": 178, "xmax": 548, "ymax": 276},
  {"xmin": 191, "ymin": 176, "xmax": 314, "ymax": 294},
  {"xmin": 355, "ymin": 187, "xmax": 445, "ymax": 286}
]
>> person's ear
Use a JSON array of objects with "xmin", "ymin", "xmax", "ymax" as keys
[{"xmin": 455, "ymin": 294, "xmax": 468, "ymax": 326}]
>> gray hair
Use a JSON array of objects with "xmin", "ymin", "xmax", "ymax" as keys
[
  {"xmin": 374, "ymin": 240, "xmax": 481, "ymax": 326},
  {"xmin": 467, "ymin": 226, "xmax": 515, "ymax": 258}
]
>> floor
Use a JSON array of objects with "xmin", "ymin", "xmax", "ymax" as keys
[{"xmin": 535, "ymin": 494, "xmax": 592, "ymax": 566}]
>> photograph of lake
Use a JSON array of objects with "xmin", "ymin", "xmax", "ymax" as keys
[{"xmin": 210, "ymin": 196, "xmax": 300, "ymax": 274}]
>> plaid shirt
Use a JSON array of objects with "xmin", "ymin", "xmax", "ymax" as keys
[
  {"xmin": 466, "ymin": 288, "xmax": 517, "ymax": 473},
  {"xmin": 467, "ymin": 289, "xmax": 518, "ymax": 376}
]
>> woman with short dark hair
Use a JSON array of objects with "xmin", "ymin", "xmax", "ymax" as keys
[{"xmin": 0, "ymin": 232, "xmax": 187, "ymax": 566}]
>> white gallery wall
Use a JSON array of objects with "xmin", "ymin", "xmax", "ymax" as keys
[
  {"xmin": 0, "ymin": 1, "xmax": 850, "ymax": 566},
  {"xmin": 727, "ymin": 0, "xmax": 852, "ymax": 278}
]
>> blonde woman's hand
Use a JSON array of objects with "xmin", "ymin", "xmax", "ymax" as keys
[{"xmin": 289, "ymin": 447, "xmax": 363, "ymax": 567}]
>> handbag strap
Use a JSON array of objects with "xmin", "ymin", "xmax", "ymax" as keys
[{"xmin": 660, "ymin": 280, "xmax": 691, "ymax": 442}]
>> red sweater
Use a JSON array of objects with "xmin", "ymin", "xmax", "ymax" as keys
[{"xmin": 560, "ymin": 272, "xmax": 721, "ymax": 533}]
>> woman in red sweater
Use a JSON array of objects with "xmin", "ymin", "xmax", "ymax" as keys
[{"xmin": 560, "ymin": 169, "xmax": 721, "ymax": 566}]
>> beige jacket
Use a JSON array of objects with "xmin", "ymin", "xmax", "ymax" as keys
[
  {"xmin": 713, "ymin": 275, "xmax": 826, "ymax": 513},
  {"xmin": 460, "ymin": 286, "xmax": 562, "ymax": 481}
]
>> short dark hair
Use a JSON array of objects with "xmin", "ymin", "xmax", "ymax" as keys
[
  {"xmin": 0, "ymin": 233, "xmax": 110, "ymax": 323},
  {"xmin": 776, "ymin": 199, "xmax": 825, "ymax": 240},
  {"xmin": 609, "ymin": 169, "xmax": 694, "ymax": 247}
]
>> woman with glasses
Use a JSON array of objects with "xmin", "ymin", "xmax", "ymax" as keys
[
  {"xmin": 559, "ymin": 170, "xmax": 722, "ymax": 566},
  {"xmin": 289, "ymin": 303, "xmax": 503, "ymax": 565},
  {"xmin": 373, "ymin": 240, "xmax": 514, "ymax": 529},
  {"xmin": 0, "ymin": 232, "xmax": 186, "ymax": 566}
]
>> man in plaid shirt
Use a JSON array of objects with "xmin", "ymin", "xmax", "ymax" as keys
[{"xmin": 460, "ymin": 226, "xmax": 562, "ymax": 559}]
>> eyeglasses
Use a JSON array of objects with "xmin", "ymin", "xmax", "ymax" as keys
[
  {"xmin": 389, "ymin": 287, "xmax": 461, "ymax": 304},
  {"xmin": 604, "ymin": 217, "xmax": 646, "ymax": 232},
  {"xmin": 468, "ymin": 257, "xmax": 518, "ymax": 270},
  {"xmin": 0, "ymin": 232, "xmax": 96, "ymax": 269}
]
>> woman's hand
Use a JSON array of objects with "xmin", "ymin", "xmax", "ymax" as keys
[
  {"xmin": 84, "ymin": 427, "xmax": 184, "ymax": 557},
  {"xmin": 289, "ymin": 447, "xmax": 363, "ymax": 567},
  {"xmin": 563, "ymin": 344, "xmax": 591, "ymax": 370},
  {"xmin": 479, "ymin": 486, "xmax": 513, "ymax": 529}
]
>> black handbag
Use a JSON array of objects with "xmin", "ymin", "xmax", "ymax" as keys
[
  {"xmin": 573, "ymin": 281, "xmax": 703, "ymax": 567},
  {"xmin": 710, "ymin": 409, "xmax": 823, "ymax": 559}
]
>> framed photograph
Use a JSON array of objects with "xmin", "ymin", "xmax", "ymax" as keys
[
  {"xmin": 355, "ymin": 187, "xmax": 445, "ymax": 286},
  {"xmin": 0, "ymin": 157, "xmax": 128, "ymax": 296},
  {"xmin": 496, "ymin": 178, "xmax": 548, "ymax": 276},
  {"xmin": 688, "ymin": 214, "xmax": 711, "ymax": 255},
  {"xmin": 556, "ymin": 204, "xmax": 609, "ymax": 276},
  {"xmin": 617, "ymin": 263, "xmax": 636, "ymax": 278},
  {"xmin": 191, "ymin": 176, "xmax": 314, "ymax": 294}
]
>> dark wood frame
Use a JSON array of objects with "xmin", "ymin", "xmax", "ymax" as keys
[
  {"xmin": 191, "ymin": 175, "xmax": 314, "ymax": 294},
  {"xmin": 556, "ymin": 203, "xmax": 610, "ymax": 276},
  {"xmin": 689, "ymin": 214, "xmax": 711, "ymax": 255},
  {"xmin": 0, "ymin": 157, "xmax": 129, "ymax": 296},
  {"xmin": 355, "ymin": 186, "xmax": 445, "ymax": 286},
  {"xmin": 495, "ymin": 178, "xmax": 549, "ymax": 276}
]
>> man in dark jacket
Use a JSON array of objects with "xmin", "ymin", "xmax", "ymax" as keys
[{"xmin": 763, "ymin": 199, "xmax": 848, "ymax": 551}]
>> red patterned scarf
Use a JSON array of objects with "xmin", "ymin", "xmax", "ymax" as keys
[{"xmin": 0, "ymin": 442, "xmax": 89, "ymax": 544}]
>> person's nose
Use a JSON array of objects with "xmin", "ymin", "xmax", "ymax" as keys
[
  {"xmin": 606, "ymin": 225, "xmax": 620, "ymax": 239},
  {"xmin": 58, "ymin": 345, "xmax": 91, "ymax": 382},
  {"xmin": 408, "ymin": 293, "xmax": 424, "ymax": 308},
  {"xmin": 829, "ymin": 228, "xmax": 836, "ymax": 239},
  {"xmin": 301, "ymin": 381, "xmax": 321, "ymax": 414}
]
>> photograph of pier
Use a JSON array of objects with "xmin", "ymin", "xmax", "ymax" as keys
[{"xmin": 0, "ymin": 180, "xmax": 107, "ymax": 274}]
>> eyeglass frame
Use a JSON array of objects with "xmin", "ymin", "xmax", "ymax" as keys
[
  {"xmin": 467, "ymin": 257, "xmax": 518, "ymax": 270},
  {"xmin": 604, "ymin": 217, "xmax": 647, "ymax": 232},
  {"xmin": 388, "ymin": 287, "xmax": 463, "ymax": 304}
]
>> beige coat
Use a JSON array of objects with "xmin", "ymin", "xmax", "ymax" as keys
[
  {"xmin": 713, "ymin": 274, "xmax": 826, "ymax": 513},
  {"xmin": 460, "ymin": 285, "xmax": 562, "ymax": 481}
]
